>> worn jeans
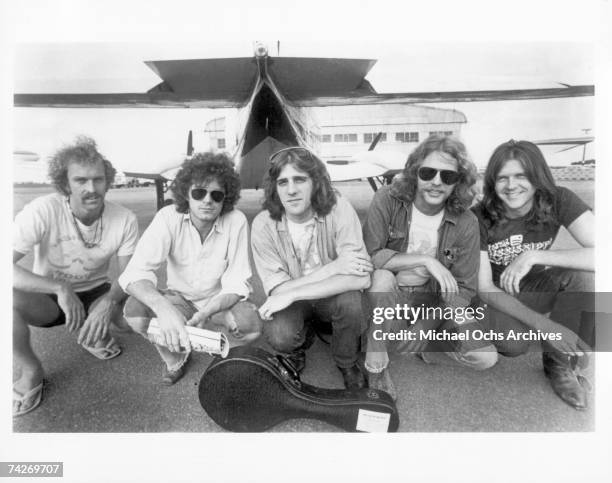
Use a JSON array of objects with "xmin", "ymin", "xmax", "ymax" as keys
[
  {"xmin": 483, "ymin": 267, "xmax": 595, "ymax": 356},
  {"xmin": 264, "ymin": 290, "xmax": 366, "ymax": 369},
  {"xmin": 365, "ymin": 269, "xmax": 497, "ymax": 372}
]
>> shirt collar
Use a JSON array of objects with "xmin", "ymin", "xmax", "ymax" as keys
[
  {"xmin": 277, "ymin": 211, "xmax": 322, "ymax": 232},
  {"xmin": 182, "ymin": 212, "xmax": 224, "ymax": 233}
]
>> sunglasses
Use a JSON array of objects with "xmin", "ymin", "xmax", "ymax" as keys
[
  {"xmin": 190, "ymin": 188, "xmax": 225, "ymax": 203},
  {"xmin": 269, "ymin": 146, "xmax": 314, "ymax": 164},
  {"xmin": 417, "ymin": 167, "xmax": 461, "ymax": 185}
]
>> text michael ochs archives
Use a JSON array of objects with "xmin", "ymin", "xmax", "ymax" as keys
[{"xmin": 370, "ymin": 304, "xmax": 564, "ymax": 343}]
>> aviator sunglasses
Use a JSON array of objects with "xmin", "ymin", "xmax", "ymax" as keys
[
  {"xmin": 269, "ymin": 146, "xmax": 314, "ymax": 164},
  {"xmin": 190, "ymin": 188, "xmax": 225, "ymax": 203},
  {"xmin": 417, "ymin": 167, "xmax": 461, "ymax": 185}
]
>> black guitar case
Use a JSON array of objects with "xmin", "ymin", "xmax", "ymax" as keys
[{"xmin": 198, "ymin": 346, "xmax": 399, "ymax": 432}]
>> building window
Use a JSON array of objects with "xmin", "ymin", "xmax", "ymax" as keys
[
  {"xmin": 364, "ymin": 133, "xmax": 387, "ymax": 143},
  {"xmin": 395, "ymin": 132, "xmax": 419, "ymax": 143},
  {"xmin": 322, "ymin": 134, "xmax": 331, "ymax": 143},
  {"xmin": 429, "ymin": 131, "xmax": 453, "ymax": 137},
  {"xmin": 217, "ymin": 138, "xmax": 226, "ymax": 149},
  {"xmin": 333, "ymin": 133, "xmax": 358, "ymax": 143}
]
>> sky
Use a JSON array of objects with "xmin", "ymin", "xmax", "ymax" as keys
[{"xmin": 12, "ymin": 41, "xmax": 595, "ymax": 182}]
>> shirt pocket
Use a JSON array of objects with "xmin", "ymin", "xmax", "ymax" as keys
[
  {"xmin": 196, "ymin": 257, "xmax": 228, "ymax": 283},
  {"xmin": 387, "ymin": 225, "xmax": 406, "ymax": 251}
]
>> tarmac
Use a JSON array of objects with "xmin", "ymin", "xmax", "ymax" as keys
[{"xmin": 12, "ymin": 181, "xmax": 596, "ymax": 432}]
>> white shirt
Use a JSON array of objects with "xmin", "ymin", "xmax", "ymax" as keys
[
  {"xmin": 119, "ymin": 205, "xmax": 252, "ymax": 304},
  {"xmin": 286, "ymin": 218, "xmax": 321, "ymax": 276},
  {"xmin": 396, "ymin": 205, "xmax": 444, "ymax": 287},
  {"xmin": 13, "ymin": 193, "xmax": 139, "ymax": 292}
]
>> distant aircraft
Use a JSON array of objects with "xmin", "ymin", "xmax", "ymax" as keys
[
  {"xmin": 14, "ymin": 43, "xmax": 594, "ymax": 209},
  {"xmin": 13, "ymin": 150, "xmax": 40, "ymax": 163},
  {"xmin": 533, "ymin": 136, "xmax": 594, "ymax": 164}
]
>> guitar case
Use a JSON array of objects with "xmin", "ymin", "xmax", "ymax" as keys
[{"xmin": 198, "ymin": 346, "xmax": 399, "ymax": 432}]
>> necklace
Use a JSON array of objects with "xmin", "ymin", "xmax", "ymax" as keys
[{"xmin": 67, "ymin": 199, "xmax": 104, "ymax": 248}]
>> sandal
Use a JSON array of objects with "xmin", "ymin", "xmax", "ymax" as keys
[
  {"xmin": 13, "ymin": 381, "xmax": 44, "ymax": 417},
  {"xmin": 82, "ymin": 337, "xmax": 122, "ymax": 360}
]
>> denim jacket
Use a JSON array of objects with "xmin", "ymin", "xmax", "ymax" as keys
[{"xmin": 362, "ymin": 185, "xmax": 480, "ymax": 308}]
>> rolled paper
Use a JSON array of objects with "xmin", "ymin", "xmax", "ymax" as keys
[{"xmin": 147, "ymin": 318, "xmax": 229, "ymax": 357}]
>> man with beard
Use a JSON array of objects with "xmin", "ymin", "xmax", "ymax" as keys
[
  {"xmin": 13, "ymin": 136, "xmax": 139, "ymax": 416},
  {"xmin": 363, "ymin": 135, "xmax": 497, "ymax": 400}
]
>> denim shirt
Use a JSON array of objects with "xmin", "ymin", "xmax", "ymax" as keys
[{"xmin": 362, "ymin": 185, "xmax": 480, "ymax": 308}]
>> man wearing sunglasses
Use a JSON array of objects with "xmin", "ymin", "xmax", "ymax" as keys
[
  {"xmin": 119, "ymin": 153, "xmax": 262, "ymax": 385},
  {"xmin": 251, "ymin": 147, "xmax": 372, "ymax": 390},
  {"xmin": 363, "ymin": 135, "xmax": 497, "ymax": 399}
]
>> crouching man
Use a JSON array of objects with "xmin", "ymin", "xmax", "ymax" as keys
[
  {"xmin": 13, "ymin": 136, "xmax": 139, "ymax": 416},
  {"xmin": 363, "ymin": 135, "xmax": 497, "ymax": 400},
  {"xmin": 251, "ymin": 147, "xmax": 372, "ymax": 390},
  {"xmin": 118, "ymin": 153, "xmax": 262, "ymax": 385},
  {"xmin": 473, "ymin": 140, "xmax": 594, "ymax": 410}
]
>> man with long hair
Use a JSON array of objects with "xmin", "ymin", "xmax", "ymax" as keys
[
  {"xmin": 473, "ymin": 139, "xmax": 594, "ymax": 410},
  {"xmin": 363, "ymin": 135, "xmax": 497, "ymax": 400},
  {"xmin": 13, "ymin": 136, "xmax": 139, "ymax": 416},
  {"xmin": 251, "ymin": 147, "xmax": 372, "ymax": 389},
  {"xmin": 119, "ymin": 152, "xmax": 262, "ymax": 385}
]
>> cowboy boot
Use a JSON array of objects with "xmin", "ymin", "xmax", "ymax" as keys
[{"xmin": 542, "ymin": 351, "xmax": 588, "ymax": 410}]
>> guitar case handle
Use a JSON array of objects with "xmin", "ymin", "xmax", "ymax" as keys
[{"xmin": 270, "ymin": 354, "xmax": 302, "ymax": 388}]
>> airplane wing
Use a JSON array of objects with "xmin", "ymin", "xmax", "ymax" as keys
[
  {"xmin": 533, "ymin": 136, "xmax": 594, "ymax": 146},
  {"xmin": 14, "ymin": 57, "xmax": 594, "ymax": 108},
  {"xmin": 325, "ymin": 160, "xmax": 388, "ymax": 182}
]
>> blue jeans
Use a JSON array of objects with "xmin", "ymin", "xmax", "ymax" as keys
[
  {"xmin": 263, "ymin": 290, "xmax": 366, "ymax": 368},
  {"xmin": 365, "ymin": 269, "xmax": 497, "ymax": 372},
  {"xmin": 483, "ymin": 267, "xmax": 595, "ymax": 356}
]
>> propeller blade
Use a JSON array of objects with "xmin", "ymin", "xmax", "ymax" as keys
[
  {"xmin": 187, "ymin": 130, "xmax": 194, "ymax": 156},
  {"xmin": 368, "ymin": 132, "xmax": 383, "ymax": 151}
]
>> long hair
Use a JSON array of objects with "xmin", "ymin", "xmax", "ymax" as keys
[
  {"xmin": 170, "ymin": 152, "xmax": 241, "ymax": 216},
  {"xmin": 47, "ymin": 135, "xmax": 116, "ymax": 195},
  {"xmin": 262, "ymin": 147, "xmax": 337, "ymax": 221},
  {"xmin": 481, "ymin": 140, "xmax": 557, "ymax": 227},
  {"xmin": 390, "ymin": 134, "xmax": 477, "ymax": 215}
]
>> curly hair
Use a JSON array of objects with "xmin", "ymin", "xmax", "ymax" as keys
[
  {"xmin": 262, "ymin": 147, "xmax": 337, "ymax": 221},
  {"xmin": 481, "ymin": 140, "xmax": 558, "ymax": 227},
  {"xmin": 47, "ymin": 135, "xmax": 116, "ymax": 195},
  {"xmin": 390, "ymin": 134, "xmax": 477, "ymax": 215},
  {"xmin": 170, "ymin": 151, "xmax": 241, "ymax": 215}
]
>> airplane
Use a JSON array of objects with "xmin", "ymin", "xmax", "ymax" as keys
[
  {"xmin": 14, "ymin": 43, "xmax": 595, "ymax": 209},
  {"xmin": 533, "ymin": 136, "xmax": 595, "ymax": 165}
]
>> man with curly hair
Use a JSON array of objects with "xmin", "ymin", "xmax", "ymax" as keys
[
  {"xmin": 473, "ymin": 140, "xmax": 594, "ymax": 410},
  {"xmin": 251, "ymin": 147, "xmax": 372, "ymax": 390},
  {"xmin": 13, "ymin": 136, "xmax": 139, "ymax": 416},
  {"xmin": 363, "ymin": 135, "xmax": 497, "ymax": 400},
  {"xmin": 119, "ymin": 152, "xmax": 262, "ymax": 385}
]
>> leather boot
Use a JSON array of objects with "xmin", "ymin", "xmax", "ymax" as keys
[
  {"xmin": 542, "ymin": 352, "xmax": 588, "ymax": 410},
  {"xmin": 367, "ymin": 368, "xmax": 397, "ymax": 401}
]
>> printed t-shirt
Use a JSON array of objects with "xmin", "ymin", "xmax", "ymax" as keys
[
  {"xmin": 472, "ymin": 186, "xmax": 590, "ymax": 284},
  {"xmin": 14, "ymin": 193, "xmax": 139, "ymax": 292}
]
